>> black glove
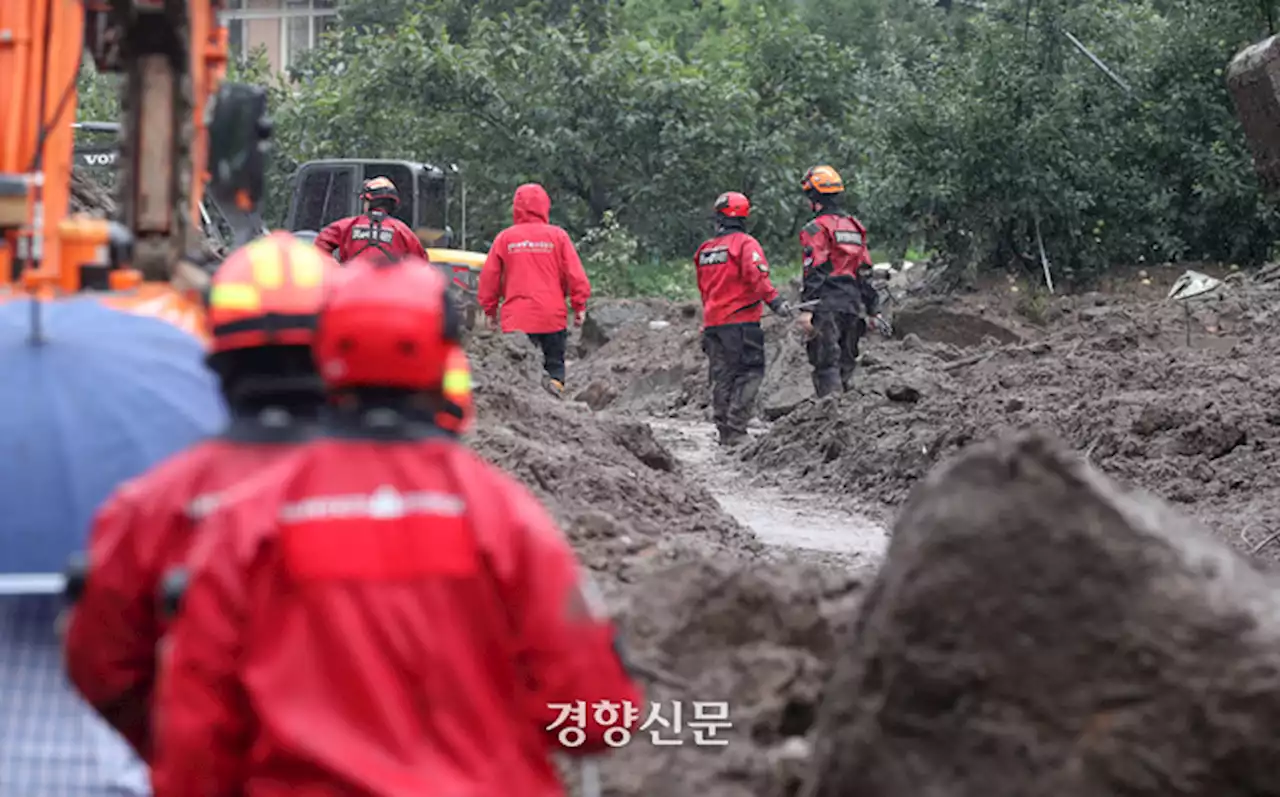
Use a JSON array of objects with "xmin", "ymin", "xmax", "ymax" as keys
[{"xmin": 768, "ymin": 297, "xmax": 793, "ymax": 318}]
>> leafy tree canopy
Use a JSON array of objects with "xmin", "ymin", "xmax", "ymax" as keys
[{"xmin": 79, "ymin": 0, "xmax": 1280, "ymax": 289}]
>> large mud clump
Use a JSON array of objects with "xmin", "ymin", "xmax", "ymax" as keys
[
  {"xmin": 803, "ymin": 431, "xmax": 1280, "ymax": 797},
  {"xmin": 740, "ymin": 275, "xmax": 1280, "ymax": 559},
  {"xmin": 462, "ymin": 330, "xmax": 861, "ymax": 796}
]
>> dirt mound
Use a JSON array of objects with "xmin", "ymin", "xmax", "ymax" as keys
[
  {"xmin": 743, "ymin": 278, "xmax": 1280, "ymax": 563},
  {"xmin": 803, "ymin": 432, "xmax": 1280, "ymax": 797},
  {"xmin": 891, "ymin": 302, "xmax": 1023, "ymax": 347},
  {"xmin": 571, "ymin": 303, "xmax": 815, "ymax": 420},
  {"xmin": 70, "ymin": 169, "xmax": 115, "ymax": 216},
  {"xmin": 464, "ymin": 330, "xmax": 857, "ymax": 795}
]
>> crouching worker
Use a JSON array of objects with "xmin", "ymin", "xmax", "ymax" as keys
[
  {"xmin": 151, "ymin": 258, "xmax": 642, "ymax": 797},
  {"xmin": 62, "ymin": 231, "xmax": 337, "ymax": 761},
  {"xmin": 694, "ymin": 191, "xmax": 790, "ymax": 447},
  {"xmin": 478, "ymin": 183, "xmax": 591, "ymax": 398},
  {"xmin": 797, "ymin": 164, "xmax": 887, "ymax": 397}
]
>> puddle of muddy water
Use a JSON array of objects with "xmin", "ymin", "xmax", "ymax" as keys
[{"xmin": 647, "ymin": 418, "xmax": 890, "ymax": 561}]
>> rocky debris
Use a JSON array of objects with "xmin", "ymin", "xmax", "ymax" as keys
[
  {"xmin": 803, "ymin": 432, "xmax": 1280, "ymax": 797},
  {"xmin": 891, "ymin": 302, "xmax": 1023, "ymax": 347},
  {"xmin": 578, "ymin": 299, "xmax": 673, "ymax": 354},
  {"xmin": 70, "ymin": 169, "xmax": 115, "ymax": 216},
  {"xmin": 883, "ymin": 384, "xmax": 920, "ymax": 403},
  {"xmin": 458, "ymin": 270, "xmax": 1280, "ymax": 794},
  {"xmin": 463, "ymin": 328, "xmax": 858, "ymax": 796}
]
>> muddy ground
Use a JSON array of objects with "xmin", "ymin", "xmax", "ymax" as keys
[{"xmin": 463, "ymin": 261, "xmax": 1280, "ymax": 795}]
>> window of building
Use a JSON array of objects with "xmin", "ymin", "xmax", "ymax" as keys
[
  {"xmin": 280, "ymin": 0, "xmax": 340, "ymax": 73},
  {"xmin": 226, "ymin": 0, "xmax": 245, "ymax": 61},
  {"xmin": 219, "ymin": 0, "xmax": 338, "ymax": 74}
]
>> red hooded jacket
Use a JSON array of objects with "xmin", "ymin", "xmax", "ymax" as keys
[
  {"xmin": 151, "ymin": 421, "xmax": 641, "ymax": 797},
  {"xmin": 477, "ymin": 184, "xmax": 591, "ymax": 334},
  {"xmin": 315, "ymin": 213, "xmax": 428, "ymax": 265},
  {"xmin": 62, "ymin": 417, "xmax": 314, "ymax": 761},
  {"xmin": 693, "ymin": 226, "xmax": 780, "ymax": 328}
]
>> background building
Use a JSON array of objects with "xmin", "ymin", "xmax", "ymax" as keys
[{"xmin": 222, "ymin": 0, "xmax": 339, "ymax": 74}]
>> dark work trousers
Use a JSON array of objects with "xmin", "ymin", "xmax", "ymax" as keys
[
  {"xmin": 702, "ymin": 322, "xmax": 766, "ymax": 442},
  {"xmin": 527, "ymin": 330, "xmax": 568, "ymax": 383},
  {"xmin": 806, "ymin": 310, "xmax": 865, "ymax": 397}
]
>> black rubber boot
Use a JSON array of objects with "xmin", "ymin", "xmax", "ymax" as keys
[
  {"xmin": 813, "ymin": 368, "xmax": 842, "ymax": 398},
  {"xmin": 717, "ymin": 425, "xmax": 746, "ymax": 447}
]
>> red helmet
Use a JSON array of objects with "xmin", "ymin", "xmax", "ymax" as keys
[
  {"xmin": 205, "ymin": 231, "xmax": 338, "ymax": 354},
  {"xmin": 314, "ymin": 257, "xmax": 460, "ymax": 392},
  {"xmin": 359, "ymin": 176, "xmax": 400, "ymax": 210},
  {"xmin": 714, "ymin": 191, "xmax": 750, "ymax": 218}
]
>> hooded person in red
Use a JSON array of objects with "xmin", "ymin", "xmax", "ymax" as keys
[
  {"xmin": 477, "ymin": 183, "xmax": 590, "ymax": 398},
  {"xmin": 693, "ymin": 191, "xmax": 790, "ymax": 446},
  {"xmin": 314, "ymin": 176, "xmax": 429, "ymax": 265},
  {"xmin": 150, "ymin": 258, "xmax": 641, "ymax": 797},
  {"xmin": 61, "ymin": 232, "xmax": 338, "ymax": 761}
]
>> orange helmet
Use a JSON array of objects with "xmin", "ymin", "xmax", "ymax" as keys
[
  {"xmin": 436, "ymin": 345, "xmax": 475, "ymax": 434},
  {"xmin": 314, "ymin": 256, "xmax": 460, "ymax": 392},
  {"xmin": 801, "ymin": 165, "xmax": 844, "ymax": 196},
  {"xmin": 205, "ymin": 231, "xmax": 338, "ymax": 355}
]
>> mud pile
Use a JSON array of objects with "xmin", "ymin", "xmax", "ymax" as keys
[
  {"xmin": 572, "ymin": 304, "xmax": 814, "ymax": 421},
  {"xmin": 70, "ymin": 169, "xmax": 115, "ymax": 216},
  {"xmin": 804, "ymin": 432, "xmax": 1280, "ymax": 797},
  {"xmin": 462, "ymin": 330, "xmax": 862, "ymax": 796},
  {"xmin": 739, "ymin": 277, "xmax": 1280, "ymax": 559}
]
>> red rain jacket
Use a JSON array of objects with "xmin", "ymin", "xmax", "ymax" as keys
[
  {"xmin": 62, "ymin": 418, "xmax": 314, "ymax": 761},
  {"xmin": 798, "ymin": 210, "xmax": 875, "ymax": 315},
  {"xmin": 151, "ymin": 423, "xmax": 641, "ymax": 797},
  {"xmin": 694, "ymin": 227, "xmax": 780, "ymax": 328},
  {"xmin": 478, "ymin": 184, "xmax": 590, "ymax": 334},
  {"xmin": 315, "ymin": 213, "xmax": 428, "ymax": 265}
]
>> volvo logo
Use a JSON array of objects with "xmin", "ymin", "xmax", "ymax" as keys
[{"xmin": 77, "ymin": 152, "xmax": 117, "ymax": 166}]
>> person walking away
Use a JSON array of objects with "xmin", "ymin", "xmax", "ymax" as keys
[
  {"xmin": 694, "ymin": 191, "xmax": 791, "ymax": 447},
  {"xmin": 62, "ymin": 232, "xmax": 338, "ymax": 762},
  {"xmin": 797, "ymin": 165, "xmax": 889, "ymax": 397},
  {"xmin": 150, "ymin": 258, "xmax": 641, "ymax": 797},
  {"xmin": 477, "ymin": 183, "xmax": 591, "ymax": 398},
  {"xmin": 314, "ymin": 176, "xmax": 428, "ymax": 265}
]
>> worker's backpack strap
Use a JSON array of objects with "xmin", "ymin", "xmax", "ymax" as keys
[{"xmin": 346, "ymin": 210, "xmax": 397, "ymax": 262}]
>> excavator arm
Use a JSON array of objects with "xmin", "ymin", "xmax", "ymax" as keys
[
  {"xmin": 84, "ymin": 0, "xmax": 228, "ymax": 280},
  {"xmin": 0, "ymin": 0, "xmax": 228, "ymax": 293}
]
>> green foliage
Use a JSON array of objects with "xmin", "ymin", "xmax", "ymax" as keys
[
  {"xmin": 74, "ymin": 0, "xmax": 1280, "ymax": 292},
  {"xmin": 579, "ymin": 210, "xmax": 697, "ymax": 297},
  {"xmin": 76, "ymin": 63, "xmax": 120, "ymax": 121},
  {"xmin": 859, "ymin": 0, "xmax": 1280, "ymax": 281}
]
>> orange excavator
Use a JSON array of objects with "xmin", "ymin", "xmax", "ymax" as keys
[{"xmin": 0, "ymin": 0, "xmax": 260, "ymax": 342}]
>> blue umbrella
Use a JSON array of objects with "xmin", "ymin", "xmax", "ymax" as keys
[{"xmin": 0, "ymin": 296, "xmax": 228, "ymax": 588}]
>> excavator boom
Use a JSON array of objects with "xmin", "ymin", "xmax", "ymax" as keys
[
  {"xmin": 0, "ymin": 0, "xmax": 228, "ymax": 292},
  {"xmin": 85, "ymin": 0, "xmax": 228, "ymax": 280}
]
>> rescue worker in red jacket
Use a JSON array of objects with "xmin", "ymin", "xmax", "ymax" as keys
[
  {"xmin": 797, "ymin": 165, "xmax": 888, "ymax": 397},
  {"xmin": 477, "ymin": 183, "xmax": 591, "ymax": 398},
  {"xmin": 694, "ymin": 191, "xmax": 790, "ymax": 447},
  {"xmin": 314, "ymin": 176, "xmax": 429, "ymax": 264},
  {"xmin": 61, "ymin": 232, "xmax": 338, "ymax": 761},
  {"xmin": 151, "ymin": 258, "xmax": 641, "ymax": 797}
]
